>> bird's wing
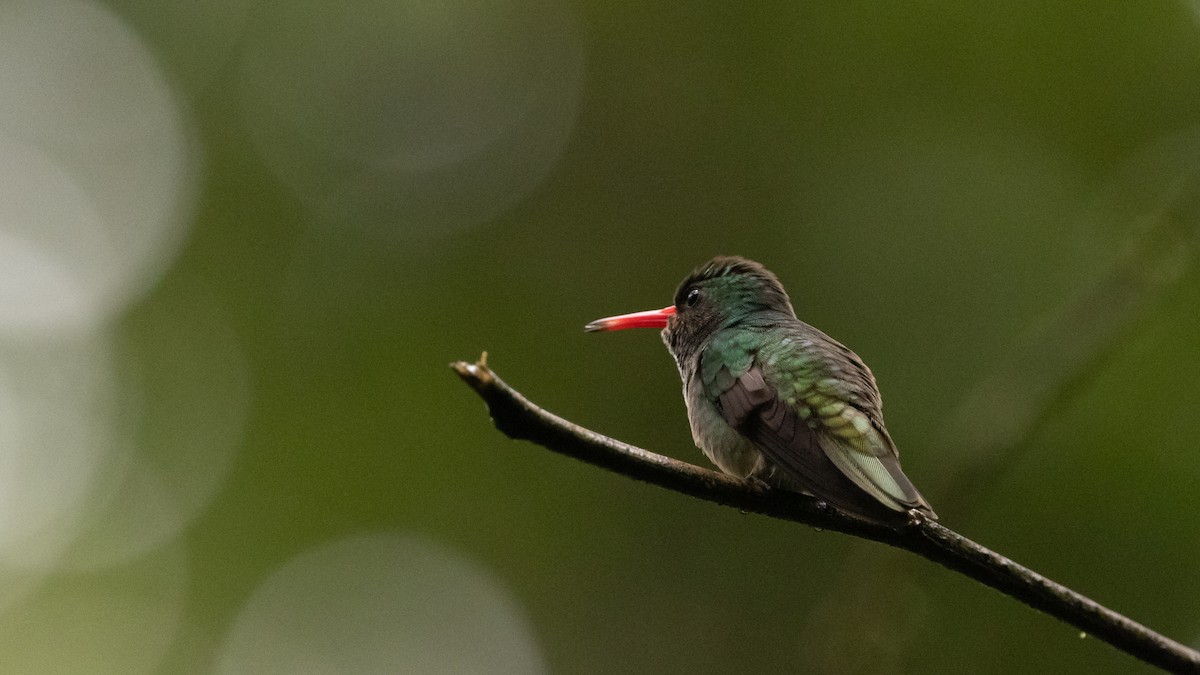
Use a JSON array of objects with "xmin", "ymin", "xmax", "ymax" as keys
[{"xmin": 702, "ymin": 332, "xmax": 931, "ymax": 518}]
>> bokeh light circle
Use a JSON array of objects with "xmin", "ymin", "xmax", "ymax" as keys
[
  {"xmin": 216, "ymin": 533, "xmax": 546, "ymax": 675},
  {"xmin": 0, "ymin": 138, "xmax": 119, "ymax": 332},
  {"xmin": 58, "ymin": 291, "xmax": 252, "ymax": 571},
  {"xmin": 239, "ymin": 0, "xmax": 585, "ymax": 237},
  {"xmin": 0, "ymin": 0, "xmax": 206, "ymax": 617},
  {"xmin": 0, "ymin": 0, "xmax": 195, "ymax": 334},
  {"xmin": 0, "ymin": 334, "xmax": 124, "ymax": 617},
  {"xmin": 0, "ymin": 336, "xmax": 120, "ymax": 570},
  {"xmin": 0, "ymin": 542, "xmax": 188, "ymax": 675}
]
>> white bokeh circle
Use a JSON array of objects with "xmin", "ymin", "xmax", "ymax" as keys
[
  {"xmin": 0, "ymin": 541, "xmax": 188, "ymax": 675},
  {"xmin": 0, "ymin": 0, "xmax": 196, "ymax": 334},
  {"xmin": 0, "ymin": 336, "xmax": 121, "ymax": 569},
  {"xmin": 0, "ymin": 0, "xmax": 205, "ymax": 613},
  {"xmin": 58, "ymin": 291, "xmax": 252, "ymax": 571},
  {"xmin": 0, "ymin": 137, "xmax": 122, "ymax": 332},
  {"xmin": 0, "ymin": 333, "xmax": 127, "ymax": 617},
  {"xmin": 217, "ymin": 533, "xmax": 546, "ymax": 675}
]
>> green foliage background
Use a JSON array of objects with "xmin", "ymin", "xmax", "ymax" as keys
[{"xmin": 8, "ymin": 1, "xmax": 1200, "ymax": 673}]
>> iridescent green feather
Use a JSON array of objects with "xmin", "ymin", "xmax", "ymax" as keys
[{"xmin": 702, "ymin": 324, "xmax": 920, "ymax": 511}]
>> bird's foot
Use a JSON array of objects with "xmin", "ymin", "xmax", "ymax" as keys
[
  {"xmin": 905, "ymin": 508, "xmax": 928, "ymax": 527},
  {"xmin": 746, "ymin": 476, "xmax": 772, "ymax": 492}
]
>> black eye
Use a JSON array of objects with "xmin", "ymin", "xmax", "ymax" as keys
[{"xmin": 685, "ymin": 288, "xmax": 700, "ymax": 307}]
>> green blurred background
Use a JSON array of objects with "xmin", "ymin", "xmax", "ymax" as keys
[{"xmin": 0, "ymin": 0, "xmax": 1198, "ymax": 673}]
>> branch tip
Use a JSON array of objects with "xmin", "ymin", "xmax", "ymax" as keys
[{"xmin": 451, "ymin": 352, "xmax": 494, "ymax": 389}]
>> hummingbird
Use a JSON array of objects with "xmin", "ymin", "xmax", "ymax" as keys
[{"xmin": 585, "ymin": 256, "xmax": 936, "ymax": 525}]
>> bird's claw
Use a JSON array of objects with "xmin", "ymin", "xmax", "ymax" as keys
[{"xmin": 746, "ymin": 476, "xmax": 772, "ymax": 492}]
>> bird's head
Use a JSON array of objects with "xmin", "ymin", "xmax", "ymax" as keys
[{"xmin": 585, "ymin": 256, "xmax": 795, "ymax": 363}]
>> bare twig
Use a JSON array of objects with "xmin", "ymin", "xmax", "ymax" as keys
[{"xmin": 452, "ymin": 355, "xmax": 1200, "ymax": 674}]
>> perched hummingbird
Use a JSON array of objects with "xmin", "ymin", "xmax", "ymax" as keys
[{"xmin": 585, "ymin": 256, "xmax": 936, "ymax": 525}]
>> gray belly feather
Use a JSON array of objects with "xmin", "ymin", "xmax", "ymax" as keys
[{"xmin": 683, "ymin": 375, "xmax": 764, "ymax": 478}]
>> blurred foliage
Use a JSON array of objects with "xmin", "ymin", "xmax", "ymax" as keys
[{"xmin": 2, "ymin": 0, "xmax": 1199, "ymax": 673}]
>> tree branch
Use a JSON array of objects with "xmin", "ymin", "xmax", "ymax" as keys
[{"xmin": 452, "ymin": 355, "xmax": 1200, "ymax": 674}]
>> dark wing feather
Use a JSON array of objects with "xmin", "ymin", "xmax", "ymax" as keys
[
  {"xmin": 717, "ymin": 365, "xmax": 913, "ymax": 523},
  {"xmin": 718, "ymin": 367, "xmax": 772, "ymax": 428}
]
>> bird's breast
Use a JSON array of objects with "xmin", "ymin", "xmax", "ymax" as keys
[{"xmin": 683, "ymin": 374, "xmax": 763, "ymax": 479}]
